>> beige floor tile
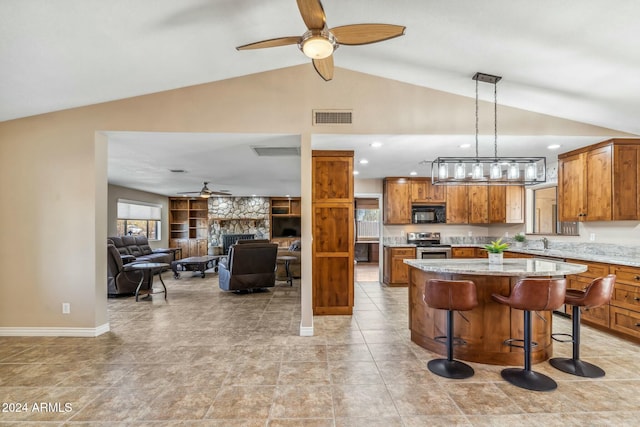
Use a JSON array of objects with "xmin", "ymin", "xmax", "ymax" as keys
[
  {"xmin": 386, "ymin": 382, "xmax": 463, "ymax": 416},
  {"xmin": 205, "ymin": 385, "xmax": 275, "ymax": 420},
  {"xmin": 328, "ymin": 361, "xmax": 384, "ymax": 385},
  {"xmin": 270, "ymin": 385, "xmax": 334, "ymax": 418},
  {"xmin": 445, "ymin": 383, "xmax": 522, "ymax": 415},
  {"xmin": 332, "ymin": 384, "xmax": 399, "ymax": 418},
  {"xmin": 335, "ymin": 416, "xmax": 404, "ymax": 427},
  {"xmin": 278, "ymin": 361, "xmax": 330, "ymax": 385}
]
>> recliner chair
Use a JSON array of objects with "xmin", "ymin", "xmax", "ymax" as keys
[
  {"xmin": 107, "ymin": 243, "xmax": 146, "ymax": 297},
  {"xmin": 218, "ymin": 241, "xmax": 278, "ymax": 292}
]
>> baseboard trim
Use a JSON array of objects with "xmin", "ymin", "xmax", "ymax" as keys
[
  {"xmin": 0, "ymin": 323, "xmax": 111, "ymax": 337},
  {"xmin": 299, "ymin": 322, "xmax": 314, "ymax": 337}
]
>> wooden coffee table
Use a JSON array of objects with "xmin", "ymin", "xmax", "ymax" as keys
[{"xmin": 171, "ymin": 255, "xmax": 222, "ymax": 279}]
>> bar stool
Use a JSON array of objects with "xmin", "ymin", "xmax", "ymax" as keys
[
  {"xmin": 491, "ymin": 278, "xmax": 566, "ymax": 391},
  {"xmin": 423, "ymin": 279, "xmax": 478, "ymax": 379},
  {"xmin": 549, "ymin": 274, "xmax": 616, "ymax": 378}
]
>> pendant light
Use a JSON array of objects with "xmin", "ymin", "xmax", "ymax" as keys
[{"xmin": 432, "ymin": 72, "xmax": 546, "ymax": 185}]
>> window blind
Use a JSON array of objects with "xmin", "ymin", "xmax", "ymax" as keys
[{"xmin": 117, "ymin": 200, "xmax": 162, "ymax": 220}]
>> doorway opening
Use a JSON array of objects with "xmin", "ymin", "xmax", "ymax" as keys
[{"xmin": 354, "ymin": 196, "xmax": 382, "ymax": 282}]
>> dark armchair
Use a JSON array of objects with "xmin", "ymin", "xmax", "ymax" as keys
[
  {"xmin": 107, "ymin": 243, "xmax": 146, "ymax": 297},
  {"xmin": 218, "ymin": 240, "xmax": 278, "ymax": 292}
]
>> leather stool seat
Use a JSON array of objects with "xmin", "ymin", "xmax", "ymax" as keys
[
  {"xmin": 549, "ymin": 274, "xmax": 616, "ymax": 378},
  {"xmin": 423, "ymin": 279, "xmax": 478, "ymax": 379},
  {"xmin": 492, "ymin": 278, "xmax": 566, "ymax": 391}
]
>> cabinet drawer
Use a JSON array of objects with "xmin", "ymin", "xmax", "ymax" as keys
[
  {"xmin": 609, "ymin": 306, "xmax": 640, "ymax": 340},
  {"xmin": 581, "ymin": 304, "xmax": 610, "ymax": 328},
  {"xmin": 452, "ymin": 247, "xmax": 476, "ymax": 258},
  {"xmin": 611, "ymin": 282, "xmax": 640, "ymax": 311},
  {"xmin": 610, "ymin": 265, "xmax": 640, "ymax": 286},
  {"xmin": 392, "ymin": 248, "xmax": 416, "ymax": 257},
  {"xmin": 565, "ymin": 259, "xmax": 610, "ymax": 278}
]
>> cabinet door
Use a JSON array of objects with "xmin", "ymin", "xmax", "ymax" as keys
[
  {"xmin": 558, "ymin": 153, "xmax": 586, "ymax": 221},
  {"xmin": 585, "ymin": 145, "xmax": 613, "ymax": 221},
  {"xmin": 468, "ymin": 185, "xmax": 489, "ymax": 224},
  {"xmin": 445, "ymin": 186, "xmax": 468, "ymax": 224},
  {"xmin": 488, "ymin": 186, "xmax": 506, "ymax": 223},
  {"xmin": 170, "ymin": 239, "xmax": 189, "ymax": 259},
  {"xmin": 383, "ymin": 178, "xmax": 411, "ymax": 224},
  {"xmin": 613, "ymin": 144, "xmax": 640, "ymax": 220},
  {"xmin": 411, "ymin": 178, "xmax": 445, "ymax": 203},
  {"xmin": 505, "ymin": 186, "xmax": 524, "ymax": 223}
]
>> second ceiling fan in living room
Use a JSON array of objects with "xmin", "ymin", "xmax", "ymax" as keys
[{"xmin": 177, "ymin": 182, "xmax": 230, "ymax": 198}]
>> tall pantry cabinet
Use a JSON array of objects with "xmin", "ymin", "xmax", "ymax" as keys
[{"xmin": 312, "ymin": 150, "xmax": 354, "ymax": 315}]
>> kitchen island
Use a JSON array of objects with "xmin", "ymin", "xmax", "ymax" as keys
[{"xmin": 405, "ymin": 258, "xmax": 587, "ymax": 365}]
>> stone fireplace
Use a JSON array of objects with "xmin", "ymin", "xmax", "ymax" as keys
[{"xmin": 208, "ymin": 197, "xmax": 269, "ymax": 253}]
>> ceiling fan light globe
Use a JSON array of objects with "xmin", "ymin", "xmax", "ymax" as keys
[{"xmin": 299, "ymin": 30, "xmax": 336, "ymax": 59}]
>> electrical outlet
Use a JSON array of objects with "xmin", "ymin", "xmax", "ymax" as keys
[
  {"xmin": 62, "ymin": 303, "xmax": 70, "ymax": 314},
  {"xmin": 468, "ymin": 231, "xmax": 473, "ymax": 237},
  {"xmin": 589, "ymin": 233, "xmax": 596, "ymax": 241},
  {"xmin": 505, "ymin": 232, "xmax": 510, "ymax": 237}
]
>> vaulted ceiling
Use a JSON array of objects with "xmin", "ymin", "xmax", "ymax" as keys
[{"xmin": 2, "ymin": 0, "xmax": 639, "ymax": 196}]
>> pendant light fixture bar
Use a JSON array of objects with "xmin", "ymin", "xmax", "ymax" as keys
[{"xmin": 432, "ymin": 72, "xmax": 546, "ymax": 186}]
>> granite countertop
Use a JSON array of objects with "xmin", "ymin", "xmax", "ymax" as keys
[
  {"xmin": 404, "ymin": 258, "xmax": 588, "ymax": 276},
  {"xmin": 450, "ymin": 244, "xmax": 640, "ymax": 268}
]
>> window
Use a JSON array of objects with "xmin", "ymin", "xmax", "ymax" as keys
[
  {"xmin": 355, "ymin": 198, "xmax": 380, "ymax": 241},
  {"xmin": 117, "ymin": 200, "xmax": 162, "ymax": 240}
]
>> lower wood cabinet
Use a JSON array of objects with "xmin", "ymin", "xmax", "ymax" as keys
[
  {"xmin": 383, "ymin": 246, "xmax": 416, "ymax": 286},
  {"xmin": 451, "ymin": 247, "xmax": 476, "ymax": 258},
  {"xmin": 564, "ymin": 259, "xmax": 640, "ymax": 341},
  {"xmin": 169, "ymin": 238, "xmax": 207, "ymax": 258}
]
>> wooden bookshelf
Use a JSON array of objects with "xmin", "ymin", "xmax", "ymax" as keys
[{"xmin": 169, "ymin": 197, "xmax": 209, "ymax": 257}]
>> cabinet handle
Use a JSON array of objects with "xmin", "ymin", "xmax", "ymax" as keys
[
  {"xmin": 634, "ymin": 297, "xmax": 640, "ymax": 301},
  {"xmin": 634, "ymin": 275, "xmax": 640, "ymax": 281}
]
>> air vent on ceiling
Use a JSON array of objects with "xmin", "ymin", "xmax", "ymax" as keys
[
  {"xmin": 169, "ymin": 169, "xmax": 186, "ymax": 173},
  {"xmin": 313, "ymin": 109, "xmax": 353, "ymax": 125},
  {"xmin": 252, "ymin": 146, "xmax": 301, "ymax": 157}
]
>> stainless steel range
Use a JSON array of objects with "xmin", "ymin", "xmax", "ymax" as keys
[{"xmin": 407, "ymin": 232, "xmax": 452, "ymax": 259}]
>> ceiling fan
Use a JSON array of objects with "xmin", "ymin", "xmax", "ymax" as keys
[
  {"xmin": 236, "ymin": 0, "xmax": 406, "ymax": 81},
  {"xmin": 177, "ymin": 182, "xmax": 230, "ymax": 198}
]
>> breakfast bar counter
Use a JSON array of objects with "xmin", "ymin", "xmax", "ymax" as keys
[{"xmin": 404, "ymin": 258, "xmax": 587, "ymax": 366}]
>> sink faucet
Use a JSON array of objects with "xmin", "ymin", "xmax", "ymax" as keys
[{"xmin": 542, "ymin": 237, "xmax": 549, "ymax": 249}]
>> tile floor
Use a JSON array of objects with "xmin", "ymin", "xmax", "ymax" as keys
[{"xmin": 0, "ymin": 266, "xmax": 639, "ymax": 426}]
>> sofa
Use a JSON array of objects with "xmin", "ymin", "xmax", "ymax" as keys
[
  {"xmin": 219, "ymin": 240, "xmax": 278, "ymax": 292},
  {"xmin": 276, "ymin": 240, "xmax": 301, "ymax": 280},
  {"xmin": 107, "ymin": 243, "xmax": 146, "ymax": 297},
  {"xmin": 107, "ymin": 236, "xmax": 173, "ymax": 264}
]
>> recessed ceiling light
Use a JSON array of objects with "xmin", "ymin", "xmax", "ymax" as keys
[
  {"xmin": 251, "ymin": 194, "xmax": 257, "ymax": 197},
  {"xmin": 547, "ymin": 144, "xmax": 561, "ymax": 150},
  {"xmin": 370, "ymin": 142, "xmax": 382, "ymax": 148},
  {"xmin": 409, "ymin": 171, "xmax": 417, "ymax": 176},
  {"xmin": 459, "ymin": 144, "xmax": 471, "ymax": 149},
  {"xmin": 359, "ymin": 159, "xmax": 369, "ymax": 164},
  {"xmin": 353, "ymin": 170, "xmax": 359, "ymax": 175}
]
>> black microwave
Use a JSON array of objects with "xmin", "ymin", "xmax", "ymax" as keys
[{"xmin": 412, "ymin": 205, "xmax": 446, "ymax": 224}]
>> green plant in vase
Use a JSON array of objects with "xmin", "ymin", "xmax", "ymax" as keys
[
  {"xmin": 484, "ymin": 238, "xmax": 509, "ymax": 253},
  {"xmin": 514, "ymin": 233, "xmax": 526, "ymax": 248}
]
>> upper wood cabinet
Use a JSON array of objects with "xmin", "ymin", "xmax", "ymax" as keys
[
  {"xmin": 410, "ymin": 178, "xmax": 445, "ymax": 203},
  {"xmin": 468, "ymin": 185, "xmax": 489, "ymax": 224},
  {"xmin": 383, "ymin": 178, "xmax": 411, "ymax": 224},
  {"xmin": 558, "ymin": 139, "xmax": 640, "ymax": 222},
  {"xmin": 488, "ymin": 186, "xmax": 524, "ymax": 223},
  {"xmin": 445, "ymin": 186, "xmax": 468, "ymax": 224}
]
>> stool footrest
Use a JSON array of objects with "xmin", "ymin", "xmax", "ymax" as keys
[
  {"xmin": 434, "ymin": 335, "xmax": 466, "ymax": 346},
  {"xmin": 503, "ymin": 338, "xmax": 538, "ymax": 349},
  {"xmin": 551, "ymin": 332, "xmax": 574, "ymax": 343}
]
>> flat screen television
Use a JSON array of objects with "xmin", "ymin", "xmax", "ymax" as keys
[{"xmin": 272, "ymin": 217, "xmax": 301, "ymax": 237}]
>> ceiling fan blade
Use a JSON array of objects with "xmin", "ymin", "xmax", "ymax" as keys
[
  {"xmin": 210, "ymin": 191, "xmax": 230, "ymax": 195},
  {"xmin": 177, "ymin": 191, "xmax": 200, "ymax": 195},
  {"xmin": 313, "ymin": 56, "xmax": 334, "ymax": 81},
  {"xmin": 330, "ymin": 24, "xmax": 406, "ymax": 45},
  {"xmin": 236, "ymin": 36, "xmax": 300, "ymax": 50},
  {"xmin": 296, "ymin": 0, "xmax": 326, "ymax": 30}
]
